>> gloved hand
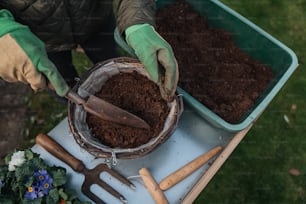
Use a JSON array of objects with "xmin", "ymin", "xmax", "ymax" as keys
[
  {"xmin": 0, "ymin": 9, "xmax": 69, "ymax": 96},
  {"xmin": 125, "ymin": 23, "xmax": 178, "ymax": 101}
]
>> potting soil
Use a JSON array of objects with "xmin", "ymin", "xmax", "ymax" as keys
[
  {"xmin": 156, "ymin": 0, "xmax": 273, "ymax": 123},
  {"xmin": 86, "ymin": 72, "xmax": 169, "ymax": 148}
]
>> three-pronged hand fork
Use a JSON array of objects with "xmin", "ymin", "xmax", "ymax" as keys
[{"xmin": 36, "ymin": 133, "xmax": 135, "ymax": 204}]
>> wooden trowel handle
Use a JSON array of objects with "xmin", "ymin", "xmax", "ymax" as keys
[
  {"xmin": 159, "ymin": 146, "xmax": 222, "ymax": 191},
  {"xmin": 36, "ymin": 134, "xmax": 85, "ymax": 172}
]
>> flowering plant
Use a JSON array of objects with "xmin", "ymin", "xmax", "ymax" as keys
[{"xmin": 0, "ymin": 149, "xmax": 91, "ymax": 204}]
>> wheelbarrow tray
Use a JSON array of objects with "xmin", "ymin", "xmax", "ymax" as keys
[{"xmin": 32, "ymin": 104, "xmax": 249, "ymax": 204}]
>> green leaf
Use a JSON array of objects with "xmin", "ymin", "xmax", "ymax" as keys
[
  {"xmin": 4, "ymin": 152, "xmax": 13, "ymax": 165},
  {"xmin": 24, "ymin": 176, "xmax": 34, "ymax": 188},
  {"xmin": 0, "ymin": 165, "xmax": 8, "ymax": 179},
  {"xmin": 46, "ymin": 188, "xmax": 59, "ymax": 204},
  {"xmin": 58, "ymin": 188, "xmax": 68, "ymax": 200},
  {"xmin": 24, "ymin": 149, "xmax": 34, "ymax": 160},
  {"xmin": 22, "ymin": 197, "xmax": 42, "ymax": 204},
  {"xmin": 50, "ymin": 168, "xmax": 67, "ymax": 187},
  {"xmin": 28, "ymin": 157, "xmax": 48, "ymax": 170},
  {"xmin": 64, "ymin": 188, "xmax": 78, "ymax": 201},
  {"xmin": 0, "ymin": 195, "xmax": 15, "ymax": 204},
  {"xmin": 10, "ymin": 180, "xmax": 20, "ymax": 193},
  {"xmin": 15, "ymin": 163, "xmax": 33, "ymax": 183}
]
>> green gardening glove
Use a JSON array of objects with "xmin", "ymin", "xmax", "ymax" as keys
[
  {"xmin": 125, "ymin": 24, "xmax": 179, "ymax": 101},
  {"xmin": 0, "ymin": 9, "xmax": 69, "ymax": 96}
]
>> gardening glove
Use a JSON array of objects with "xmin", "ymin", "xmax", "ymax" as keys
[
  {"xmin": 0, "ymin": 9, "xmax": 70, "ymax": 96},
  {"xmin": 125, "ymin": 23, "xmax": 179, "ymax": 101}
]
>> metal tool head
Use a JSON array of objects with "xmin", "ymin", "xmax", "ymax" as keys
[
  {"xmin": 86, "ymin": 95, "xmax": 150, "ymax": 129},
  {"xmin": 81, "ymin": 163, "xmax": 135, "ymax": 204},
  {"xmin": 66, "ymin": 90, "xmax": 150, "ymax": 129}
]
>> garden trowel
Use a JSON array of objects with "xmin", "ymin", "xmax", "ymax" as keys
[{"xmin": 66, "ymin": 89, "xmax": 150, "ymax": 129}]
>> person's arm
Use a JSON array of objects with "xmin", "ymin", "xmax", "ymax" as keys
[
  {"xmin": 113, "ymin": 0, "xmax": 156, "ymax": 35},
  {"xmin": 0, "ymin": 9, "xmax": 69, "ymax": 96},
  {"xmin": 114, "ymin": 0, "xmax": 178, "ymax": 101}
]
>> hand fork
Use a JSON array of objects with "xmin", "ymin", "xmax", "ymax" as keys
[{"xmin": 36, "ymin": 133, "xmax": 135, "ymax": 204}]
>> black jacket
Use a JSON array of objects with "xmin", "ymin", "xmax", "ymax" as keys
[{"xmin": 0, "ymin": 0, "xmax": 155, "ymax": 52}]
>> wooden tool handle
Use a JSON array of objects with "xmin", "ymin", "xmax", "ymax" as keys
[
  {"xmin": 36, "ymin": 133, "xmax": 85, "ymax": 172},
  {"xmin": 139, "ymin": 168, "xmax": 168, "ymax": 204},
  {"xmin": 159, "ymin": 146, "xmax": 222, "ymax": 191}
]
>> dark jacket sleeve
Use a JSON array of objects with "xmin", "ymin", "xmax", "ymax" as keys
[{"xmin": 114, "ymin": 0, "xmax": 156, "ymax": 35}]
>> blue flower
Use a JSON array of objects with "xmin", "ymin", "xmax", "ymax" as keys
[
  {"xmin": 34, "ymin": 169, "xmax": 53, "ymax": 191},
  {"xmin": 39, "ymin": 175, "xmax": 53, "ymax": 195},
  {"xmin": 24, "ymin": 186, "xmax": 38, "ymax": 200},
  {"xmin": 34, "ymin": 169, "xmax": 53, "ymax": 195},
  {"xmin": 0, "ymin": 179, "xmax": 3, "ymax": 188},
  {"xmin": 24, "ymin": 169, "xmax": 54, "ymax": 200},
  {"xmin": 33, "ymin": 169, "xmax": 51, "ymax": 183}
]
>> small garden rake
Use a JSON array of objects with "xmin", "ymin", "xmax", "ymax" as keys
[{"xmin": 36, "ymin": 133, "xmax": 135, "ymax": 204}]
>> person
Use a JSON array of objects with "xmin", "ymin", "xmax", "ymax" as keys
[{"xmin": 0, "ymin": 0, "xmax": 178, "ymax": 102}]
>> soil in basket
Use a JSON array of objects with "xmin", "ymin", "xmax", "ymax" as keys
[
  {"xmin": 156, "ymin": 0, "xmax": 273, "ymax": 123},
  {"xmin": 86, "ymin": 71, "xmax": 169, "ymax": 148}
]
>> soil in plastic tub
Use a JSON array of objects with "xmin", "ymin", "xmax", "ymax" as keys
[
  {"xmin": 86, "ymin": 71, "xmax": 170, "ymax": 148},
  {"xmin": 156, "ymin": 0, "xmax": 273, "ymax": 123}
]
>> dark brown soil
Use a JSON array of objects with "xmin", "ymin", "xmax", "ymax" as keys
[
  {"xmin": 156, "ymin": 0, "xmax": 273, "ymax": 123},
  {"xmin": 86, "ymin": 71, "xmax": 169, "ymax": 148}
]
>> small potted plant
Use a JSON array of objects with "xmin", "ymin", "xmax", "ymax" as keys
[{"xmin": 0, "ymin": 149, "xmax": 90, "ymax": 204}]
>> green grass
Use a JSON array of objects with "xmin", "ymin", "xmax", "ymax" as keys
[{"xmin": 195, "ymin": 1, "xmax": 306, "ymax": 203}]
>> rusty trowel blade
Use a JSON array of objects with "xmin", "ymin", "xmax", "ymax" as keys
[{"xmin": 85, "ymin": 95, "xmax": 150, "ymax": 129}]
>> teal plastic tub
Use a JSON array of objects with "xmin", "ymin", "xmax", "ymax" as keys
[{"xmin": 114, "ymin": 0, "xmax": 298, "ymax": 132}]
